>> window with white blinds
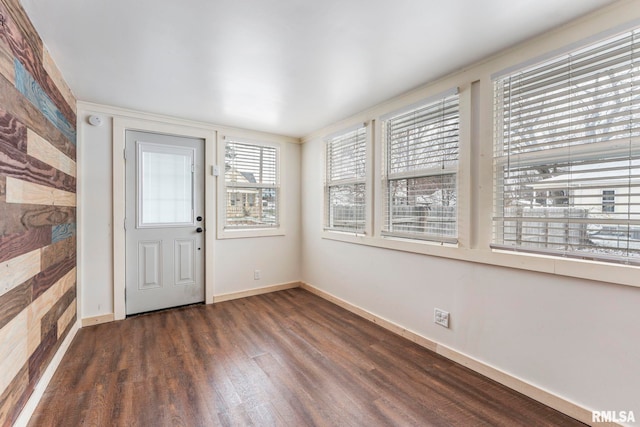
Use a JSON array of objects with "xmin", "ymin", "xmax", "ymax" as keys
[
  {"xmin": 224, "ymin": 139, "xmax": 279, "ymax": 229},
  {"xmin": 382, "ymin": 90, "xmax": 459, "ymax": 242},
  {"xmin": 493, "ymin": 28, "xmax": 640, "ymax": 264},
  {"xmin": 325, "ymin": 125, "xmax": 367, "ymax": 233}
]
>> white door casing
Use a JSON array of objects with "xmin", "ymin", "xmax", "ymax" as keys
[{"xmin": 125, "ymin": 130, "xmax": 205, "ymax": 315}]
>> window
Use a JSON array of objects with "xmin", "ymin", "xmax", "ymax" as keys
[
  {"xmin": 493, "ymin": 28, "xmax": 640, "ymax": 264},
  {"xmin": 602, "ymin": 190, "xmax": 615, "ymax": 213},
  {"xmin": 224, "ymin": 139, "xmax": 279, "ymax": 230},
  {"xmin": 325, "ymin": 125, "xmax": 367, "ymax": 233},
  {"xmin": 382, "ymin": 90, "xmax": 459, "ymax": 243}
]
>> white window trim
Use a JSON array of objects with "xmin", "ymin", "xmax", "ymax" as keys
[
  {"xmin": 381, "ymin": 88, "xmax": 460, "ymax": 244},
  {"xmin": 323, "ymin": 84, "xmax": 472, "ymax": 251},
  {"xmin": 491, "ymin": 25, "xmax": 640, "ymax": 265},
  {"xmin": 217, "ymin": 134, "xmax": 285, "ymax": 239},
  {"xmin": 322, "ymin": 122, "xmax": 373, "ymax": 239}
]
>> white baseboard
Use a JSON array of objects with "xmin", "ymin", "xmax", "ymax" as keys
[
  {"xmin": 13, "ymin": 319, "xmax": 81, "ymax": 427},
  {"xmin": 212, "ymin": 281, "xmax": 301, "ymax": 303},
  {"xmin": 300, "ymin": 282, "xmax": 602, "ymax": 426}
]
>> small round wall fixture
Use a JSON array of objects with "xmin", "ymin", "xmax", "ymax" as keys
[{"xmin": 88, "ymin": 115, "xmax": 103, "ymax": 126}]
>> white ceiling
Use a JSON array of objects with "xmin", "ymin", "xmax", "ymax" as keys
[{"xmin": 21, "ymin": 0, "xmax": 616, "ymax": 138}]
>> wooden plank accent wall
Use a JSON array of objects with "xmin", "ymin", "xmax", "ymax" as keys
[{"xmin": 0, "ymin": 0, "xmax": 77, "ymax": 425}]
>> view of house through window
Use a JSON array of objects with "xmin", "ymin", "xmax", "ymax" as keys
[
  {"xmin": 382, "ymin": 90, "xmax": 459, "ymax": 242},
  {"xmin": 493, "ymin": 28, "xmax": 640, "ymax": 263},
  {"xmin": 224, "ymin": 139, "xmax": 279, "ymax": 229}
]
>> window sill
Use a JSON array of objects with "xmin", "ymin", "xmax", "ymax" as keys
[
  {"xmin": 218, "ymin": 227, "xmax": 285, "ymax": 240},
  {"xmin": 322, "ymin": 231, "xmax": 640, "ymax": 289}
]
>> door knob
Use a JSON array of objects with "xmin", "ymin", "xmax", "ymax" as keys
[{"xmin": 196, "ymin": 227, "xmax": 203, "ymax": 233}]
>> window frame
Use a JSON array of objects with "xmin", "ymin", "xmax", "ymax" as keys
[
  {"xmin": 381, "ymin": 88, "xmax": 461, "ymax": 243},
  {"xmin": 217, "ymin": 134, "xmax": 284, "ymax": 239},
  {"xmin": 323, "ymin": 123, "xmax": 372, "ymax": 237},
  {"xmin": 491, "ymin": 26, "xmax": 640, "ymax": 265}
]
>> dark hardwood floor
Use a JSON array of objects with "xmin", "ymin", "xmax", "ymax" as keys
[{"xmin": 29, "ymin": 289, "xmax": 584, "ymax": 426}]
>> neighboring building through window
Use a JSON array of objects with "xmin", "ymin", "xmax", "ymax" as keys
[
  {"xmin": 602, "ymin": 190, "xmax": 615, "ymax": 213},
  {"xmin": 493, "ymin": 27, "xmax": 640, "ymax": 263},
  {"xmin": 325, "ymin": 125, "xmax": 367, "ymax": 233},
  {"xmin": 382, "ymin": 89, "xmax": 460, "ymax": 243},
  {"xmin": 224, "ymin": 139, "xmax": 279, "ymax": 229}
]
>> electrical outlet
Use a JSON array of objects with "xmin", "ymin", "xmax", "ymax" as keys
[
  {"xmin": 434, "ymin": 308, "xmax": 449, "ymax": 328},
  {"xmin": 254, "ymin": 270, "xmax": 261, "ymax": 280}
]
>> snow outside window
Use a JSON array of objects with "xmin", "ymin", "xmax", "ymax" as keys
[
  {"xmin": 325, "ymin": 126, "xmax": 367, "ymax": 234},
  {"xmin": 382, "ymin": 89, "xmax": 460, "ymax": 243},
  {"xmin": 493, "ymin": 28, "xmax": 640, "ymax": 264}
]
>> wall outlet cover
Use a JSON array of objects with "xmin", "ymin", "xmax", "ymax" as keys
[{"xmin": 434, "ymin": 308, "xmax": 450, "ymax": 328}]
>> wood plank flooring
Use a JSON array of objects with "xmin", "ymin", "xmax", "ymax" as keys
[{"xmin": 28, "ymin": 289, "xmax": 585, "ymax": 426}]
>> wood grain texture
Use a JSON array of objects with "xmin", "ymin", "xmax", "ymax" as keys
[
  {"xmin": 0, "ymin": 0, "xmax": 76, "ymax": 126},
  {"xmin": 28, "ymin": 329, "xmax": 55, "ymax": 386},
  {"xmin": 1, "ymin": 134, "xmax": 76, "ymax": 194},
  {"xmin": 51, "ymin": 223, "xmax": 74, "ymax": 244},
  {"xmin": 28, "ymin": 266, "xmax": 75, "ymax": 358},
  {"xmin": 40, "ymin": 287, "xmax": 75, "ymax": 343},
  {"xmin": 0, "ymin": 201, "xmax": 75, "ymax": 237},
  {"xmin": 0, "ymin": 2, "xmax": 76, "ymax": 425},
  {"xmin": 0, "ymin": 108, "xmax": 25, "ymax": 152},
  {"xmin": 14, "ymin": 60, "xmax": 76, "ymax": 145},
  {"xmin": 56, "ymin": 299, "xmax": 75, "ymax": 340},
  {"xmin": 80, "ymin": 314, "xmax": 114, "ymax": 327},
  {"xmin": 0, "ymin": 309, "xmax": 28, "ymax": 398},
  {"xmin": 0, "ymin": 39, "xmax": 15, "ymax": 85},
  {"xmin": 26, "ymin": 129, "xmax": 76, "ymax": 177},
  {"xmin": 0, "ymin": 227, "xmax": 50, "ymax": 263},
  {"xmin": 0, "ymin": 74, "xmax": 74, "ymax": 160},
  {"xmin": 42, "ymin": 48, "xmax": 75, "ymax": 114},
  {"xmin": 5, "ymin": 177, "xmax": 76, "ymax": 207},
  {"xmin": 0, "ymin": 248, "xmax": 40, "ymax": 298},
  {"xmin": 31, "ymin": 257, "xmax": 75, "ymax": 301},
  {"xmin": 0, "ymin": 0, "xmax": 42, "ymax": 68},
  {"xmin": 41, "ymin": 236, "xmax": 75, "ymax": 271},
  {"xmin": 0, "ymin": 364, "xmax": 29, "ymax": 427},
  {"xmin": 0, "ymin": 280, "xmax": 32, "ymax": 330},
  {"xmin": 29, "ymin": 290, "xmax": 586, "ymax": 427}
]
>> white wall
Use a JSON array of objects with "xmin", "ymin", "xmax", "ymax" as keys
[
  {"xmin": 301, "ymin": 0, "xmax": 640, "ymax": 421},
  {"xmin": 214, "ymin": 140, "xmax": 301, "ymax": 296},
  {"xmin": 78, "ymin": 113, "xmax": 114, "ymax": 317},
  {"xmin": 78, "ymin": 103, "xmax": 301, "ymax": 319}
]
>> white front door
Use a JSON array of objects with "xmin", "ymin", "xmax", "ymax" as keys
[{"xmin": 125, "ymin": 130, "xmax": 205, "ymax": 315}]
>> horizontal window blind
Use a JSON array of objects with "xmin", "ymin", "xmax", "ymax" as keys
[
  {"xmin": 493, "ymin": 28, "xmax": 640, "ymax": 264},
  {"xmin": 224, "ymin": 140, "xmax": 279, "ymax": 229},
  {"xmin": 325, "ymin": 126, "xmax": 367, "ymax": 233},
  {"xmin": 383, "ymin": 92, "xmax": 459, "ymax": 242}
]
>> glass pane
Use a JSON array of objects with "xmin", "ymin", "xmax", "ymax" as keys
[
  {"xmin": 386, "ymin": 174, "xmax": 457, "ymax": 238},
  {"xmin": 327, "ymin": 183, "xmax": 365, "ymax": 232},
  {"xmin": 224, "ymin": 187, "xmax": 278, "ymax": 229},
  {"xmin": 140, "ymin": 149, "xmax": 192, "ymax": 225}
]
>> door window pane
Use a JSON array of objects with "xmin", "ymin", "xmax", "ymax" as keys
[{"xmin": 139, "ymin": 145, "xmax": 193, "ymax": 225}]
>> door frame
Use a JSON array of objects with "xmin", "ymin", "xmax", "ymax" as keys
[{"xmin": 113, "ymin": 117, "xmax": 216, "ymax": 320}]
